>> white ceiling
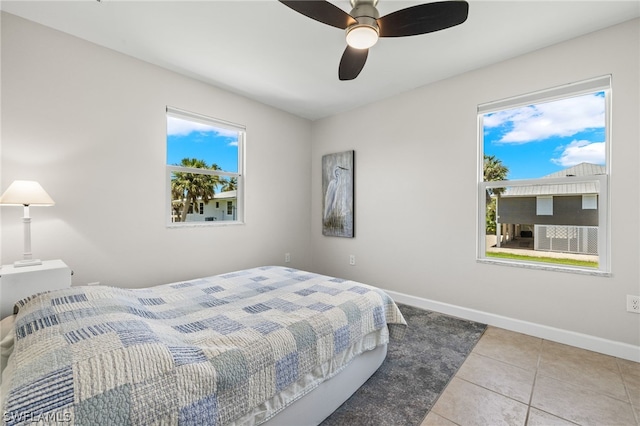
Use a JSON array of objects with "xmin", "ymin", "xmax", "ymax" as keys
[{"xmin": 2, "ymin": 1, "xmax": 638, "ymax": 120}]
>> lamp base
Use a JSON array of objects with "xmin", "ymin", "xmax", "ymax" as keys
[{"xmin": 14, "ymin": 259, "xmax": 43, "ymax": 268}]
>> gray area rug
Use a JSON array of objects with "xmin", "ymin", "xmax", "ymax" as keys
[{"xmin": 320, "ymin": 303, "xmax": 487, "ymax": 426}]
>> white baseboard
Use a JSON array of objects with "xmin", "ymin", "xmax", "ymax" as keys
[{"xmin": 384, "ymin": 289, "xmax": 640, "ymax": 363}]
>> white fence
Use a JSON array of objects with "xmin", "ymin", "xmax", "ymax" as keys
[{"xmin": 534, "ymin": 225, "xmax": 598, "ymax": 255}]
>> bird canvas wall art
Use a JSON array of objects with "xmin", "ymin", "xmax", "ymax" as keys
[{"xmin": 322, "ymin": 150, "xmax": 354, "ymax": 237}]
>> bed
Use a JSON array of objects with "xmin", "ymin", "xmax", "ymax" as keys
[{"xmin": 0, "ymin": 266, "xmax": 406, "ymax": 425}]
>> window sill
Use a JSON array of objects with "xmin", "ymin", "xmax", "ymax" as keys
[
  {"xmin": 167, "ymin": 221, "xmax": 245, "ymax": 229},
  {"xmin": 477, "ymin": 258, "xmax": 611, "ymax": 277}
]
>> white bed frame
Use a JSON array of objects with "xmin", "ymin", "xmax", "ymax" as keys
[{"xmin": 263, "ymin": 344, "xmax": 387, "ymax": 426}]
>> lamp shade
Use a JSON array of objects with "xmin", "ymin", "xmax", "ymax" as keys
[{"xmin": 0, "ymin": 180, "xmax": 55, "ymax": 206}]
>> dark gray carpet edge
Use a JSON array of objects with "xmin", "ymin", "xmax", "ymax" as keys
[{"xmin": 320, "ymin": 303, "xmax": 487, "ymax": 426}]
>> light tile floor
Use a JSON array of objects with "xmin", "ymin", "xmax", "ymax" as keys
[{"xmin": 422, "ymin": 326, "xmax": 640, "ymax": 426}]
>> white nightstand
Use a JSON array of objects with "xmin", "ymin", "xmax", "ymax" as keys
[{"xmin": 0, "ymin": 259, "xmax": 72, "ymax": 318}]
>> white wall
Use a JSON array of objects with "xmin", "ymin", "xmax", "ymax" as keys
[
  {"xmin": 311, "ymin": 19, "xmax": 640, "ymax": 357},
  {"xmin": 0, "ymin": 13, "xmax": 312, "ymax": 288}
]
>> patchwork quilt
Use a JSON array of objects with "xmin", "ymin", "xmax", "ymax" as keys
[{"xmin": 1, "ymin": 266, "xmax": 406, "ymax": 425}]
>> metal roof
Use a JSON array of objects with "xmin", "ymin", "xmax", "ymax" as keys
[
  {"xmin": 541, "ymin": 162, "xmax": 605, "ymax": 178},
  {"xmin": 501, "ymin": 163, "xmax": 604, "ymax": 197}
]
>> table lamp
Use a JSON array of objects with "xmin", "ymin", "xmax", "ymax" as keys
[{"xmin": 0, "ymin": 180, "xmax": 55, "ymax": 267}]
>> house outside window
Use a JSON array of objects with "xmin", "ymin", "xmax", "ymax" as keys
[
  {"xmin": 166, "ymin": 107, "xmax": 244, "ymax": 226},
  {"xmin": 478, "ymin": 76, "xmax": 610, "ymax": 274}
]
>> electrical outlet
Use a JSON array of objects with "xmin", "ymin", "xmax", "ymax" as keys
[
  {"xmin": 627, "ymin": 295, "xmax": 640, "ymax": 313},
  {"xmin": 285, "ymin": 253, "xmax": 291, "ymax": 263},
  {"xmin": 349, "ymin": 255, "xmax": 356, "ymax": 266}
]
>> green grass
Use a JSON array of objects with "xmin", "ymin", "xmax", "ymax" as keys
[{"xmin": 486, "ymin": 251, "xmax": 599, "ymax": 268}]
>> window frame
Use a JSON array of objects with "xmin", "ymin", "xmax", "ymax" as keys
[
  {"xmin": 477, "ymin": 76, "xmax": 611, "ymax": 275},
  {"xmin": 166, "ymin": 106, "xmax": 245, "ymax": 227}
]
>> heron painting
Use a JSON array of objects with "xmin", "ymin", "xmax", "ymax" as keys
[{"xmin": 322, "ymin": 150, "xmax": 354, "ymax": 237}]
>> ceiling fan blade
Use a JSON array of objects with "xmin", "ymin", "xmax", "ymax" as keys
[
  {"xmin": 279, "ymin": 1, "xmax": 357, "ymax": 30},
  {"xmin": 339, "ymin": 46, "xmax": 369, "ymax": 81},
  {"xmin": 377, "ymin": 1, "xmax": 469, "ymax": 37}
]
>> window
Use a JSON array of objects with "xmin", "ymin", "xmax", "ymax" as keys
[
  {"xmin": 478, "ymin": 76, "xmax": 610, "ymax": 274},
  {"xmin": 166, "ymin": 107, "xmax": 244, "ymax": 226},
  {"xmin": 582, "ymin": 194, "xmax": 597, "ymax": 210},
  {"xmin": 536, "ymin": 196, "xmax": 553, "ymax": 216}
]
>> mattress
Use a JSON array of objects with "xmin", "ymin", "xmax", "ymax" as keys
[{"xmin": 1, "ymin": 266, "xmax": 406, "ymax": 425}]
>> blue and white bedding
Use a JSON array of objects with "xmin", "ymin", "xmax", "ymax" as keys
[{"xmin": 1, "ymin": 266, "xmax": 406, "ymax": 425}]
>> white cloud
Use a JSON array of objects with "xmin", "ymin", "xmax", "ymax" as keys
[
  {"xmin": 551, "ymin": 140, "xmax": 605, "ymax": 167},
  {"xmin": 167, "ymin": 116, "xmax": 212, "ymax": 136},
  {"xmin": 486, "ymin": 93, "xmax": 605, "ymax": 144},
  {"xmin": 167, "ymin": 116, "xmax": 238, "ymax": 139}
]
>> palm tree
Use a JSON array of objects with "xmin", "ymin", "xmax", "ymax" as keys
[
  {"xmin": 483, "ymin": 155, "xmax": 509, "ymax": 234},
  {"xmin": 484, "ymin": 154, "xmax": 509, "ymax": 198},
  {"xmin": 171, "ymin": 158, "xmax": 223, "ymax": 222},
  {"xmin": 220, "ymin": 177, "xmax": 237, "ymax": 192}
]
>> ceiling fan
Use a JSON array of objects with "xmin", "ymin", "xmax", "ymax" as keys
[{"xmin": 279, "ymin": 0, "xmax": 469, "ymax": 81}]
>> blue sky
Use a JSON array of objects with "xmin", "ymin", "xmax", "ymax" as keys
[
  {"xmin": 167, "ymin": 116, "xmax": 239, "ymax": 173},
  {"xmin": 483, "ymin": 91, "xmax": 606, "ymax": 180}
]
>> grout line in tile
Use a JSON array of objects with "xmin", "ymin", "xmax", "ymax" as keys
[
  {"xmin": 523, "ymin": 346, "xmax": 543, "ymax": 426},
  {"xmin": 431, "ymin": 376, "xmax": 529, "ymax": 426},
  {"xmin": 467, "ymin": 350, "xmax": 534, "ymax": 372},
  {"xmin": 617, "ymin": 357, "xmax": 640, "ymax": 425},
  {"xmin": 471, "ymin": 350, "xmax": 537, "ymax": 373},
  {"xmin": 617, "ymin": 358, "xmax": 639, "ymax": 408},
  {"xmin": 533, "ymin": 369, "xmax": 632, "ymax": 405},
  {"xmin": 527, "ymin": 407, "xmax": 583, "ymax": 426},
  {"xmin": 454, "ymin": 375, "xmax": 531, "ymax": 408}
]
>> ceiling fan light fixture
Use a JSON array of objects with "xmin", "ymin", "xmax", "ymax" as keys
[
  {"xmin": 278, "ymin": 0, "xmax": 469, "ymax": 80},
  {"xmin": 346, "ymin": 24, "xmax": 379, "ymax": 49}
]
